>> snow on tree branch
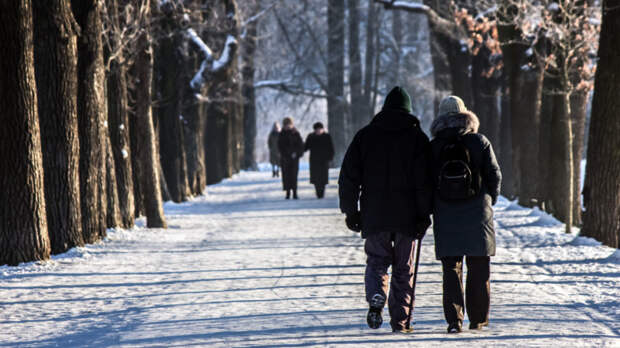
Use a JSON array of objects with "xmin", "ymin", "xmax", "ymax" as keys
[
  {"xmin": 375, "ymin": 0, "xmax": 429, "ymax": 12},
  {"xmin": 213, "ymin": 35, "xmax": 237, "ymax": 71},
  {"xmin": 374, "ymin": 0, "xmax": 460, "ymax": 41},
  {"xmin": 188, "ymin": 30, "xmax": 237, "ymax": 91}
]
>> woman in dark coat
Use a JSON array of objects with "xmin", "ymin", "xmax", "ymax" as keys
[
  {"xmin": 304, "ymin": 122, "xmax": 334, "ymax": 198},
  {"xmin": 267, "ymin": 122, "xmax": 281, "ymax": 177},
  {"xmin": 278, "ymin": 117, "xmax": 304, "ymax": 199},
  {"xmin": 430, "ymin": 96, "xmax": 502, "ymax": 334}
]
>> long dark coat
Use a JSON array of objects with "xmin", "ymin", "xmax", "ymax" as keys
[
  {"xmin": 430, "ymin": 111, "xmax": 502, "ymax": 259},
  {"xmin": 278, "ymin": 127, "xmax": 304, "ymax": 190},
  {"xmin": 339, "ymin": 109, "xmax": 433, "ymax": 238},
  {"xmin": 304, "ymin": 132, "xmax": 334, "ymax": 187},
  {"xmin": 268, "ymin": 130, "xmax": 280, "ymax": 165}
]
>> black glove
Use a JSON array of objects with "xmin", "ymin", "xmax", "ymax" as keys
[
  {"xmin": 415, "ymin": 217, "xmax": 431, "ymax": 240},
  {"xmin": 345, "ymin": 212, "xmax": 362, "ymax": 233}
]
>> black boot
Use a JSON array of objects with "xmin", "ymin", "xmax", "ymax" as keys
[
  {"xmin": 367, "ymin": 293, "xmax": 385, "ymax": 329},
  {"xmin": 293, "ymin": 189, "xmax": 298, "ymax": 200},
  {"xmin": 285, "ymin": 190, "xmax": 290, "ymax": 199},
  {"xmin": 318, "ymin": 186, "xmax": 325, "ymax": 198},
  {"xmin": 447, "ymin": 321, "xmax": 463, "ymax": 333}
]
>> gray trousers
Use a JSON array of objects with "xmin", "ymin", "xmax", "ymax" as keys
[{"xmin": 364, "ymin": 231, "xmax": 416, "ymax": 330}]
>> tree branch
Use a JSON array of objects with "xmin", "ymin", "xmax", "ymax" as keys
[{"xmin": 374, "ymin": 0, "xmax": 460, "ymax": 40}]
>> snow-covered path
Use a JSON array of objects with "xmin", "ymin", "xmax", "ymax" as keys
[{"xmin": 1, "ymin": 169, "xmax": 619, "ymax": 347}]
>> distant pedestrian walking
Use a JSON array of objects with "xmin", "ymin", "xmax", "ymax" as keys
[
  {"xmin": 268, "ymin": 122, "xmax": 281, "ymax": 177},
  {"xmin": 304, "ymin": 122, "xmax": 334, "ymax": 199},
  {"xmin": 278, "ymin": 117, "xmax": 304, "ymax": 199},
  {"xmin": 430, "ymin": 95, "xmax": 502, "ymax": 334},
  {"xmin": 339, "ymin": 86, "xmax": 433, "ymax": 333}
]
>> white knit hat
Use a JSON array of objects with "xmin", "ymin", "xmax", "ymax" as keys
[{"xmin": 438, "ymin": 95, "xmax": 468, "ymax": 117}]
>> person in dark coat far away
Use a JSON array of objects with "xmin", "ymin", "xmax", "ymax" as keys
[
  {"xmin": 278, "ymin": 117, "xmax": 304, "ymax": 199},
  {"xmin": 304, "ymin": 122, "xmax": 334, "ymax": 199},
  {"xmin": 430, "ymin": 95, "xmax": 502, "ymax": 334},
  {"xmin": 268, "ymin": 122, "xmax": 281, "ymax": 177},
  {"xmin": 339, "ymin": 86, "xmax": 433, "ymax": 333}
]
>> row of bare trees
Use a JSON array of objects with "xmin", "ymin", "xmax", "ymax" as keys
[
  {"xmin": 0, "ymin": 0, "xmax": 258, "ymax": 266},
  {"xmin": 377, "ymin": 0, "xmax": 618, "ymax": 248}
]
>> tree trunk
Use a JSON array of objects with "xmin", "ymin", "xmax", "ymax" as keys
[
  {"xmin": 242, "ymin": 6, "xmax": 258, "ymax": 171},
  {"xmin": 129, "ymin": 96, "xmax": 144, "ymax": 218},
  {"xmin": 348, "ymin": 0, "xmax": 364, "ymax": 137},
  {"xmin": 107, "ymin": 58, "xmax": 135, "ymax": 227},
  {"xmin": 471, "ymin": 46, "xmax": 501, "ymax": 148},
  {"xmin": 104, "ymin": 132, "xmax": 122, "ymax": 228},
  {"xmin": 0, "ymin": 0, "xmax": 51, "ymax": 266},
  {"xmin": 498, "ymin": 83, "xmax": 515, "ymax": 198},
  {"xmin": 389, "ymin": 9, "xmax": 403, "ymax": 86},
  {"xmin": 422, "ymin": 1, "xmax": 454, "ymax": 113},
  {"xmin": 539, "ymin": 77, "xmax": 555, "ymax": 210},
  {"xmin": 581, "ymin": 0, "xmax": 620, "ymax": 248},
  {"xmin": 134, "ymin": 14, "xmax": 167, "ymax": 228},
  {"xmin": 517, "ymin": 67, "xmax": 544, "ymax": 208},
  {"xmin": 71, "ymin": 0, "xmax": 108, "ymax": 243},
  {"xmin": 182, "ymin": 42, "xmax": 206, "ymax": 195},
  {"xmin": 206, "ymin": 101, "xmax": 231, "ymax": 185},
  {"xmin": 362, "ymin": 0, "xmax": 376, "ymax": 123},
  {"xmin": 570, "ymin": 90, "xmax": 588, "ymax": 226},
  {"xmin": 106, "ymin": 0, "xmax": 135, "ymax": 228},
  {"xmin": 327, "ymin": 0, "xmax": 346, "ymax": 165},
  {"xmin": 155, "ymin": 14, "xmax": 190, "ymax": 202},
  {"xmin": 33, "ymin": 0, "xmax": 84, "ymax": 254},
  {"xmin": 548, "ymin": 90, "xmax": 574, "ymax": 232}
]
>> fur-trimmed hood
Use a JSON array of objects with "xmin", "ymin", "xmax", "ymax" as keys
[{"xmin": 430, "ymin": 111, "xmax": 480, "ymax": 137}]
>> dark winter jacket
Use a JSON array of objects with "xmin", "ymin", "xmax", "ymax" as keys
[
  {"xmin": 430, "ymin": 111, "xmax": 502, "ymax": 259},
  {"xmin": 278, "ymin": 127, "xmax": 304, "ymax": 190},
  {"xmin": 305, "ymin": 132, "xmax": 334, "ymax": 187},
  {"xmin": 268, "ymin": 130, "xmax": 280, "ymax": 165},
  {"xmin": 338, "ymin": 109, "xmax": 433, "ymax": 238}
]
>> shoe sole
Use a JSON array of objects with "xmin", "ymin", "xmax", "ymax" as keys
[
  {"xmin": 367, "ymin": 294, "xmax": 386, "ymax": 329},
  {"xmin": 469, "ymin": 321, "xmax": 489, "ymax": 330}
]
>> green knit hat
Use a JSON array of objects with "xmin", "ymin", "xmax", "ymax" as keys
[{"xmin": 383, "ymin": 86, "xmax": 413, "ymax": 113}]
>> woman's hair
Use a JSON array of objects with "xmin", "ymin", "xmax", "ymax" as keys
[{"xmin": 282, "ymin": 117, "xmax": 294, "ymax": 127}]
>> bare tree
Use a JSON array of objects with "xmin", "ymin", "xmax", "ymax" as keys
[
  {"xmin": 582, "ymin": 0, "xmax": 620, "ymax": 248},
  {"xmin": 105, "ymin": 0, "xmax": 136, "ymax": 227},
  {"xmin": 72, "ymin": 0, "xmax": 109, "ymax": 243},
  {"xmin": 327, "ymin": 0, "xmax": 346, "ymax": 164},
  {"xmin": 0, "ymin": 0, "xmax": 51, "ymax": 266},
  {"xmin": 33, "ymin": 0, "xmax": 85, "ymax": 253},
  {"xmin": 133, "ymin": 0, "xmax": 167, "ymax": 228}
]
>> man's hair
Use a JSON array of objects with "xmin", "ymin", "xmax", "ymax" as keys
[{"xmin": 313, "ymin": 122, "xmax": 324, "ymax": 130}]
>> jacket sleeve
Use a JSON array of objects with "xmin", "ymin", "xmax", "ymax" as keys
[
  {"xmin": 327, "ymin": 134, "xmax": 335, "ymax": 161},
  {"xmin": 413, "ymin": 131, "xmax": 433, "ymax": 221},
  {"xmin": 277, "ymin": 133, "xmax": 287, "ymax": 157},
  {"xmin": 297, "ymin": 133, "xmax": 305, "ymax": 157},
  {"xmin": 338, "ymin": 132, "xmax": 363, "ymax": 215},
  {"xmin": 304, "ymin": 134, "xmax": 311, "ymax": 152},
  {"xmin": 480, "ymin": 137, "xmax": 502, "ymax": 204}
]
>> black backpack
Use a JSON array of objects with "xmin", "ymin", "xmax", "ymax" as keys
[{"xmin": 437, "ymin": 136, "xmax": 481, "ymax": 201}]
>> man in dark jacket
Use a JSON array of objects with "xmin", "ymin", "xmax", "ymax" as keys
[
  {"xmin": 339, "ymin": 86, "xmax": 432, "ymax": 333},
  {"xmin": 304, "ymin": 122, "xmax": 334, "ymax": 199},
  {"xmin": 429, "ymin": 95, "xmax": 501, "ymax": 333},
  {"xmin": 278, "ymin": 117, "xmax": 304, "ymax": 199}
]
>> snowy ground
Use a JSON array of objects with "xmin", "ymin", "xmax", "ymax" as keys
[{"xmin": 1, "ymin": 168, "xmax": 619, "ymax": 347}]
